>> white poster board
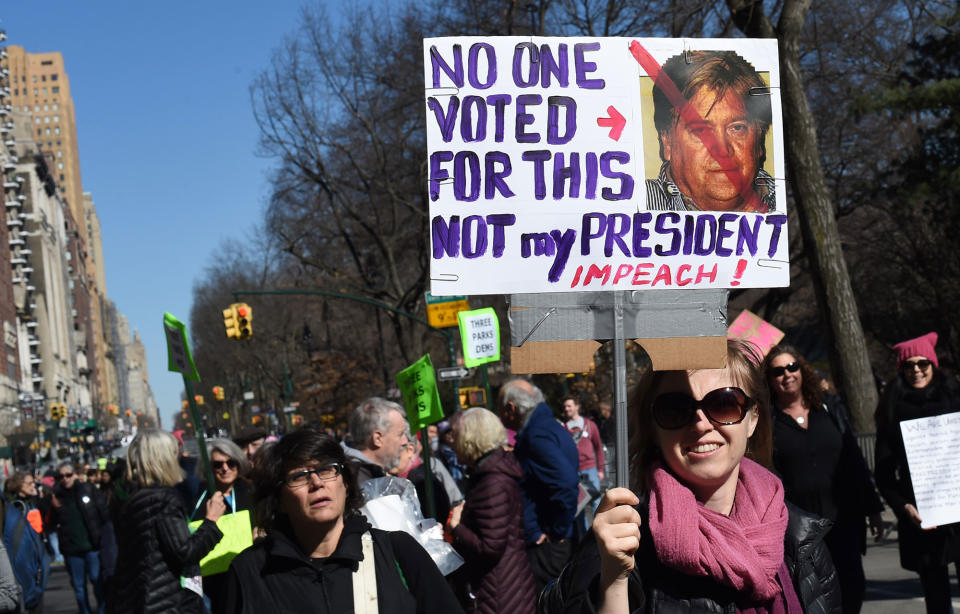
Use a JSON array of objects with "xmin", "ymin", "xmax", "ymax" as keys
[
  {"xmin": 425, "ymin": 37, "xmax": 788, "ymax": 296},
  {"xmin": 900, "ymin": 412, "xmax": 960, "ymax": 529}
]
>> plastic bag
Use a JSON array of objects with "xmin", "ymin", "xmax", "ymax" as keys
[{"xmin": 360, "ymin": 476, "xmax": 463, "ymax": 575}]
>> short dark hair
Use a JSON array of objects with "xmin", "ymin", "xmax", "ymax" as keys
[
  {"xmin": 652, "ymin": 50, "xmax": 771, "ymax": 163},
  {"xmin": 560, "ymin": 394, "xmax": 580, "ymax": 407},
  {"xmin": 251, "ymin": 426, "xmax": 364, "ymax": 533}
]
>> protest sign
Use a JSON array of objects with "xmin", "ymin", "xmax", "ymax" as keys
[
  {"xmin": 727, "ymin": 310, "xmax": 784, "ymax": 357},
  {"xmin": 458, "ymin": 307, "xmax": 501, "ymax": 368},
  {"xmin": 425, "ymin": 37, "xmax": 787, "ymax": 296},
  {"xmin": 395, "ymin": 355, "xmax": 445, "ymax": 431},
  {"xmin": 900, "ymin": 412, "xmax": 960, "ymax": 529}
]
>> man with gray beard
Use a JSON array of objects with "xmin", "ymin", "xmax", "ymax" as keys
[{"xmin": 342, "ymin": 397, "xmax": 412, "ymax": 483}]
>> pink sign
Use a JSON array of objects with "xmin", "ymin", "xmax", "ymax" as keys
[{"xmin": 727, "ymin": 310, "xmax": 784, "ymax": 358}]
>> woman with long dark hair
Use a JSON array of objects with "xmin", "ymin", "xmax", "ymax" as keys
[
  {"xmin": 763, "ymin": 345, "xmax": 883, "ymax": 613},
  {"xmin": 875, "ymin": 332, "xmax": 960, "ymax": 613},
  {"xmin": 541, "ymin": 340, "xmax": 840, "ymax": 614}
]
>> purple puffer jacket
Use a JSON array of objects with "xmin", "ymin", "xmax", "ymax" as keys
[{"xmin": 452, "ymin": 447, "xmax": 536, "ymax": 614}]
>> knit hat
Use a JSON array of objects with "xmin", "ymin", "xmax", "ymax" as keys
[{"xmin": 893, "ymin": 332, "xmax": 939, "ymax": 368}]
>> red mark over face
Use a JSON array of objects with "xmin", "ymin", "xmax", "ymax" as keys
[{"xmin": 630, "ymin": 41, "xmax": 766, "ymax": 213}]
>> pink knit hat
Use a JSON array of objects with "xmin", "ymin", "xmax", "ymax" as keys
[{"xmin": 893, "ymin": 332, "xmax": 939, "ymax": 368}]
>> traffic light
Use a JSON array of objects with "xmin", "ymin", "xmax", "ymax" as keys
[
  {"xmin": 235, "ymin": 303, "xmax": 252, "ymax": 339},
  {"xmin": 108, "ymin": 404, "xmax": 118, "ymax": 415},
  {"xmin": 194, "ymin": 395, "xmax": 205, "ymax": 406},
  {"xmin": 212, "ymin": 386, "xmax": 225, "ymax": 401},
  {"xmin": 458, "ymin": 386, "xmax": 487, "ymax": 409},
  {"xmin": 182, "ymin": 400, "xmax": 189, "ymax": 410},
  {"xmin": 223, "ymin": 306, "xmax": 240, "ymax": 339}
]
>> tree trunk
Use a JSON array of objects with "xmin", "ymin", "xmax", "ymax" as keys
[{"xmin": 727, "ymin": 0, "xmax": 878, "ymax": 430}]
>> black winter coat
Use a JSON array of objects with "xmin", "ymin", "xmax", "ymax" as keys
[
  {"xmin": 106, "ymin": 486, "xmax": 223, "ymax": 614},
  {"xmin": 538, "ymin": 501, "xmax": 841, "ymax": 614},
  {"xmin": 221, "ymin": 514, "xmax": 464, "ymax": 614},
  {"xmin": 874, "ymin": 373, "xmax": 960, "ymax": 571},
  {"xmin": 451, "ymin": 448, "xmax": 536, "ymax": 614},
  {"xmin": 50, "ymin": 481, "xmax": 109, "ymax": 555}
]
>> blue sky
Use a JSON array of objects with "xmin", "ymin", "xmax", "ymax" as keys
[{"xmin": 2, "ymin": 2, "xmax": 321, "ymax": 426}]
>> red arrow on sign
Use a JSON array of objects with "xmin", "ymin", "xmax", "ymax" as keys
[{"xmin": 596, "ymin": 106, "xmax": 626, "ymax": 141}]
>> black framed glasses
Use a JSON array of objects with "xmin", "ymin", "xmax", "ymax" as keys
[
  {"xmin": 769, "ymin": 362, "xmax": 800, "ymax": 378},
  {"xmin": 212, "ymin": 460, "xmax": 238, "ymax": 470},
  {"xmin": 57, "ymin": 472, "xmax": 74, "ymax": 479},
  {"xmin": 281, "ymin": 463, "xmax": 344, "ymax": 488},
  {"xmin": 902, "ymin": 359, "xmax": 932, "ymax": 371},
  {"xmin": 652, "ymin": 387, "xmax": 753, "ymax": 430}
]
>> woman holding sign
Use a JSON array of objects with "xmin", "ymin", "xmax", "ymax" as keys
[
  {"xmin": 540, "ymin": 340, "xmax": 840, "ymax": 614},
  {"xmin": 875, "ymin": 332, "xmax": 960, "ymax": 614},
  {"xmin": 188, "ymin": 439, "xmax": 253, "ymax": 613},
  {"xmin": 764, "ymin": 345, "xmax": 883, "ymax": 614},
  {"xmin": 107, "ymin": 430, "xmax": 225, "ymax": 614}
]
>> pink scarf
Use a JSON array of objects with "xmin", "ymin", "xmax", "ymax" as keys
[{"xmin": 647, "ymin": 458, "xmax": 802, "ymax": 613}]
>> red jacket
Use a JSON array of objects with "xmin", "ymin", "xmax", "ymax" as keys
[{"xmin": 566, "ymin": 417, "xmax": 605, "ymax": 472}]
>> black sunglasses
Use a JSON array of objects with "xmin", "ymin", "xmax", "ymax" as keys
[
  {"xmin": 58, "ymin": 472, "xmax": 74, "ymax": 479},
  {"xmin": 212, "ymin": 460, "xmax": 238, "ymax": 470},
  {"xmin": 902, "ymin": 359, "xmax": 932, "ymax": 371},
  {"xmin": 769, "ymin": 362, "xmax": 800, "ymax": 378},
  {"xmin": 652, "ymin": 387, "xmax": 753, "ymax": 430}
]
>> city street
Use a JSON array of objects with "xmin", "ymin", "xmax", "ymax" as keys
[{"xmin": 33, "ymin": 521, "xmax": 956, "ymax": 613}]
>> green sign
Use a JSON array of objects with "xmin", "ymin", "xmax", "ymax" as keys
[
  {"xmin": 163, "ymin": 312, "xmax": 200, "ymax": 381},
  {"xmin": 395, "ymin": 354, "xmax": 444, "ymax": 431},
  {"xmin": 457, "ymin": 307, "xmax": 501, "ymax": 368}
]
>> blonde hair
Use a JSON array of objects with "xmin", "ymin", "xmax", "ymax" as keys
[
  {"xmin": 452, "ymin": 407, "xmax": 508, "ymax": 465},
  {"xmin": 126, "ymin": 429, "xmax": 184, "ymax": 488},
  {"xmin": 629, "ymin": 339, "xmax": 772, "ymax": 492}
]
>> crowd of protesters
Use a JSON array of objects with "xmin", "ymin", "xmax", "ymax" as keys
[{"xmin": 0, "ymin": 331, "xmax": 954, "ymax": 613}]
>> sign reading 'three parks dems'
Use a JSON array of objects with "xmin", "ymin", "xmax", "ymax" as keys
[
  {"xmin": 424, "ymin": 37, "xmax": 788, "ymax": 296},
  {"xmin": 458, "ymin": 307, "xmax": 501, "ymax": 368}
]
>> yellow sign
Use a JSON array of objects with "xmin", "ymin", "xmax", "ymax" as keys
[{"xmin": 427, "ymin": 299, "xmax": 470, "ymax": 328}]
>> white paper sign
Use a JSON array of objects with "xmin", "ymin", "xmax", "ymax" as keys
[
  {"xmin": 899, "ymin": 411, "xmax": 960, "ymax": 529},
  {"xmin": 425, "ymin": 37, "xmax": 788, "ymax": 296}
]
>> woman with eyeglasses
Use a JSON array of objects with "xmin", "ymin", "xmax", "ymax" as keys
[
  {"xmin": 107, "ymin": 430, "xmax": 226, "ymax": 614},
  {"xmin": 875, "ymin": 332, "xmax": 960, "ymax": 613},
  {"xmin": 221, "ymin": 425, "xmax": 464, "ymax": 614},
  {"xmin": 541, "ymin": 340, "xmax": 840, "ymax": 614},
  {"xmin": 763, "ymin": 345, "xmax": 883, "ymax": 614}
]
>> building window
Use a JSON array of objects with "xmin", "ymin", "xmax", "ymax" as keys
[
  {"xmin": 54, "ymin": 127, "xmax": 61, "ymax": 135},
  {"xmin": 44, "ymin": 128, "xmax": 50, "ymax": 135},
  {"xmin": 42, "ymin": 88, "xmax": 47, "ymax": 95},
  {"xmin": 44, "ymin": 116, "xmax": 49, "ymax": 124},
  {"xmin": 35, "ymin": 117, "xmax": 40, "ymax": 124},
  {"xmin": 58, "ymin": 163, "xmax": 63, "ymax": 170},
  {"xmin": 41, "ymin": 75, "xmax": 46, "ymax": 82},
  {"xmin": 12, "ymin": 76, "xmax": 16, "ymax": 83},
  {"xmin": 51, "ymin": 74, "xmax": 58, "ymax": 81},
  {"xmin": 37, "ymin": 129, "xmax": 42, "ymax": 136},
  {"xmin": 41, "ymin": 60, "xmax": 52, "ymax": 66},
  {"xmin": 53, "ymin": 103, "xmax": 59, "ymax": 110},
  {"xmin": 43, "ymin": 104, "xmax": 48, "ymax": 111},
  {"xmin": 33, "ymin": 88, "xmax": 38, "ymax": 96},
  {"xmin": 59, "ymin": 174, "xmax": 64, "ymax": 181},
  {"xmin": 52, "ymin": 87, "xmax": 59, "ymax": 94},
  {"xmin": 53, "ymin": 115, "xmax": 59, "ymax": 122},
  {"xmin": 32, "ymin": 76, "xmax": 37, "ymax": 83},
  {"xmin": 33, "ymin": 105, "xmax": 38, "ymax": 111},
  {"xmin": 57, "ymin": 150, "xmax": 62, "ymax": 158},
  {"xmin": 13, "ymin": 89, "xmax": 17, "ymax": 95}
]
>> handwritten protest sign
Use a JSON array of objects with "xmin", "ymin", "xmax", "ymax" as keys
[
  {"xmin": 395, "ymin": 354, "xmax": 445, "ymax": 431},
  {"xmin": 425, "ymin": 37, "xmax": 787, "ymax": 296},
  {"xmin": 727, "ymin": 310, "xmax": 784, "ymax": 357},
  {"xmin": 900, "ymin": 412, "xmax": 960, "ymax": 529}
]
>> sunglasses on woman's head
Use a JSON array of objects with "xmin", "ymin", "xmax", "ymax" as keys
[
  {"xmin": 902, "ymin": 359, "xmax": 932, "ymax": 371},
  {"xmin": 652, "ymin": 387, "xmax": 753, "ymax": 430},
  {"xmin": 769, "ymin": 362, "xmax": 800, "ymax": 378},
  {"xmin": 212, "ymin": 460, "xmax": 238, "ymax": 470}
]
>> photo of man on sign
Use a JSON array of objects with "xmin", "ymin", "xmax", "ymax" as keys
[{"xmin": 644, "ymin": 50, "xmax": 775, "ymax": 213}]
